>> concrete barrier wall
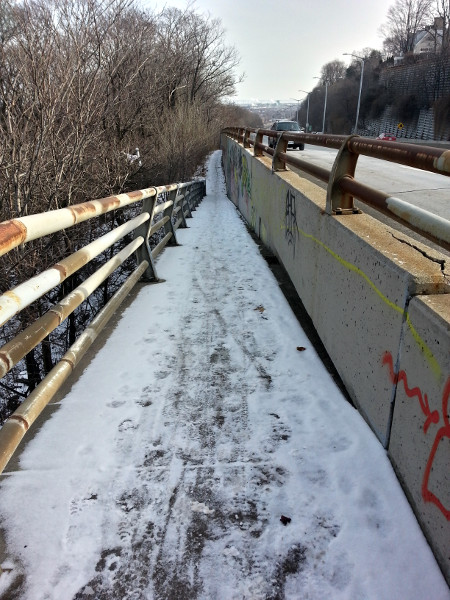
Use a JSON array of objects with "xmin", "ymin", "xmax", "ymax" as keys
[{"xmin": 221, "ymin": 134, "xmax": 450, "ymax": 583}]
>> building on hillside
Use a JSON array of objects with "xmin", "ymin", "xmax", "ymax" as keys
[
  {"xmin": 394, "ymin": 17, "xmax": 446, "ymax": 64},
  {"xmin": 414, "ymin": 17, "xmax": 445, "ymax": 55}
]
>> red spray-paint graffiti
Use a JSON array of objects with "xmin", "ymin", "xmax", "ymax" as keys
[
  {"xmin": 383, "ymin": 351, "xmax": 450, "ymax": 520},
  {"xmin": 422, "ymin": 377, "xmax": 450, "ymax": 520},
  {"xmin": 382, "ymin": 352, "xmax": 440, "ymax": 433}
]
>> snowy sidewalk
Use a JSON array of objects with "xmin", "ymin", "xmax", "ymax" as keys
[{"xmin": 0, "ymin": 150, "xmax": 448, "ymax": 599}]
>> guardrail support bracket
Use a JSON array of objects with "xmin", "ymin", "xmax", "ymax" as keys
[
  {"xmin": 243, "ymin": 128, "xmax": 251, "ymax": 148},
  {"xmin": 134, "ymin": 189, "xmax": 160, "ymax": 281},
  {"xmin": 272, "ymin": 134, "xmax": 289, "ymax": 172},
  {"xmin": 326, "ymin": 134, "xmax": 362, "ymax": 215},
  {"xmin": 254, "ymin": 129, "xmax": 264, "ymax": 157}
]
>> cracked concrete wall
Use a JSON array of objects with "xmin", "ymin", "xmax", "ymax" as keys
[{"xmin": 221, "ymin": 134, "xmax": 450, "ymax": 583}]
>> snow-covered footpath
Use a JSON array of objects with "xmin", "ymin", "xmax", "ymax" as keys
[{"xmin": 0, "ymin": 150, "xmax": 448, "ymax": 599}]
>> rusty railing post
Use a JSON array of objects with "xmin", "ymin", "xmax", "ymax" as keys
[
  {"xmin": 326, "ymin": 134, "xmax": 362, "ymax": 215},
  {"xmin": 164, "ymin": 187, "xmax": 181, "ymax": 241},
  {"xmin": 254, "ymin": 129, "xmax": 264, "ymax": 157},
  {"xmin": 272, "ymin": 133, "xmax": 289, "ymax": 171},
  {"xmin": 134, "ymin": 188, "xmax": 159, "ymax": 281},
  {"xmin": 182, "ymin": 184, "xmax": 193, "ymax": 219},
  {"xmin": 243, "ymin": 128, "xmax": 251, "ymax": 148}
]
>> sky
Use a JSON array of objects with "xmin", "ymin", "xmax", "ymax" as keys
[
  {"xmin": 0, "ymin": 151, "xmax": 449, "ymax": 599},
  {"xmin": 141, "ymin": 0, "xmax": 395, "ymax": 103}
]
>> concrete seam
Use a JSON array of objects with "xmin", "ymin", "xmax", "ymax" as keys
[{"xmin": 385, "ymin": 294, "xmax": 412, "ymax": 450}]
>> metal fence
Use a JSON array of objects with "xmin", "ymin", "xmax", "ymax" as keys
[
  {"xmin": 224, "ymin": 127, "xmax": 450, "ymax": 252},
  {"xmin": 0, "ymin": 179, "xmax": 206, "ymax": 472}
]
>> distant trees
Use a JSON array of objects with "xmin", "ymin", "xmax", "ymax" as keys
[
  {"xmin": 296, "ymin": 49, "xmax": 386, "ymax": 134},
  {"xmin": 320, "ymin": 60, "xmax": 347, "ymax": 84},
  {"xmin": 434, "ymin": 0, "xmax": 450, "ymax": 53},
  {"xmin": 297, "ymin": 2, "xmax": 449, "ymax": 136},
  {"xmin": 220, "ymin": 104, "xmax": 263, "ymax": 128}
]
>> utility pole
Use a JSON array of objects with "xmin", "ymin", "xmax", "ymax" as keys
[
  {"xmin": 290, "ymin": 98, "xmax": 301, "ymax": 124},
  {"xmin": 313, "ymin": 77, "xmax": 328, "ymax": 133}
]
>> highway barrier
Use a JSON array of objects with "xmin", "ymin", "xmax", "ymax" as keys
[
  {"xmin": 227, "ymin": 126, "xmax": 450, "ymax": 252},
  {"xmin": 221, "ymin": 129, "xmax": 450, "ymax": 584}
]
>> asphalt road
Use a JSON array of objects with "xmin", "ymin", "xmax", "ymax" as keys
[
  {"xmin": 293, "ymin": 144, "xmax": 450, "ymax": 220},
  {"xmin": 283, "ymin": 144, "xmax": 450, "ymax": 257}
]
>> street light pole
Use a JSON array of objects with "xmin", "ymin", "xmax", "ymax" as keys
[
  {"xmin": 298, "ymin": 90, "xmax": 310, "ymax": 132},
  {"xmin": 313, "ymin": 77, "xmax": 328, "ymax": 133},
  {"xmin": 343, "ymin": 53, "xmax": 365, "ymax": 134},
  {"xmin": 290, "ymin": 98, "xmax": 301, "ymax": 124}
]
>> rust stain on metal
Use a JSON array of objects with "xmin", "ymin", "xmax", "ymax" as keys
[
  {"xmin": 70, "ymin": 198, "xmax": 116, "ymax": 221},
  {"xmin": 48, "ymin": 306, "xmax": 66, "ymax": 326},
  {"xmin": 3, "ymin": 289, "xmax": 22, "ymax": 307},
  {"xmin": 127, "ymin": 190, "xmax": 145, "ymax": 200},
  {"xmin": 53, "ymin": 263, "xmax": 69, "ymax": 280},
  {"xmin": 60, "ymin": 356, "xmax": 76, "ymax": 370},
  {"xmin": 0, "ymin": 312, "xmax": 63, "ymax": 377},
  {"xmin": 69, "ymin": 202, "xmax": 101, "ymax": 222},
  {"xmin": 434, "ymin": 150, "xmax": 450, "ymax": 174},
  {"xmin": 10, "ymin": 414, "xmax": 30, "ymax": 431},
  {"xmin": 0, "ymin": 220, "xmax": 27, "ymax": 255},
  {"xmin": 0, "ymin": 351, "xmax": 13, "ymax": 374},
  {"xmin": 60, "ymin": 248, "xmax": 93, "ymax": 275}
]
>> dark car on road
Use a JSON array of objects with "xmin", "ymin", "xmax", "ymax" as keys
[{"xmin": 268, "ymin": 120, "xmax": 305, "ymax": 150}]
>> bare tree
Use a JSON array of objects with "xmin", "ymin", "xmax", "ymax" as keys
[
  {"xmin": 379, "ymin": 0, "xmax": 433, "ymax": 55},
  {"xmin": 320, "ymin": 59, "xmax": 347, "ymax": 84},
  {"xmin": 427, "ymin": 0, "xmax": 450, "ymax": 54},
  {"xmin": 0, "ymin": 0, "xmax": 243, "ymax": 418}
]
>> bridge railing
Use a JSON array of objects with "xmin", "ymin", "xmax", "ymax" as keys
[
  {"xmin": 223, "ymin": 126, "xmax": 450, "ymax": 252},
  {"xmin": 0, "ymin": 178, "xmax": 206, "ymax": 472}
]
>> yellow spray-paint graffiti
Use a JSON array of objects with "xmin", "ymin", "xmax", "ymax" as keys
[
  {"xmin": 226, "ymin": 142, "xmax": 252, "ymax": 205},
  {"xmin": 280, "ymin": 221, "xmax": 442, "ymax": 379},
  {"xmin": 226, "ymin": 141, "xmax": 255, "ymax": 225},
  {"xmin": 241, "ymin": 154, "xmax": 251, "ymax": 202}
]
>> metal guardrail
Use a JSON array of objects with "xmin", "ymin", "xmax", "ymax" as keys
[
  {"xmin": 0, "ymin": 178, "xmax": 206, "ymax": 473},
  {"xmin": 224, "ymin": 127, "xmax": 450, "ymax": 252}
]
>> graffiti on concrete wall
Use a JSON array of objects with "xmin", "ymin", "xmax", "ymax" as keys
[
  {"xmin": 383, "ymin": 351, "xmax": 450, "ymax": 520},
  {"xmin": 284, "ymin": 190, "xmax": 299, "ymax": 256},
  {"xmin": 226, "ymin": 141, "xmax": 252, "ymax": 209},
  {"xmin": 225, "ymin": 141, "xmax": 239, "ymax": 201},
  {"xmin": 241, "ymin": 154, "xmax": 251, "ymax": 205}
]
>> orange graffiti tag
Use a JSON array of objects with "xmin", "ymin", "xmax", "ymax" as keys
[{"xmin": 383, "ymin": 351, "xmax": 450, "ymax": 521}]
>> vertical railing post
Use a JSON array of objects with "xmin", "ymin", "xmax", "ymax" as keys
[
  {"xmin": 164, "ymin": 187, "xmax": 180, "ymax": 243},
  {"xmin": 193, "ymin": 181, "xmax": 204, "ymax": 208},
  {"xmin": 134, "ymin": 189, "xmax": 159, "ymax": 281},
  {"xmin": 186, "ymin": 185, "xmax": 195, "ymax": 213},
  {"xmin": 191, "ymin": 183, "xmax": 198, "ymax": 209},
  {"xmin": 254, "ymin": 129, "xmax": 264, "ymax": 157},
  {"xmin": 181, "ymin": 184, "xmax": 193, "ymax": 219},
  {"xmin": 243, "ymin": 128, "xmax": 251, "ymax": 148},
  {"xmin": 272, "ymin": 133, "xmax": 289, "ymax": 171}
]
